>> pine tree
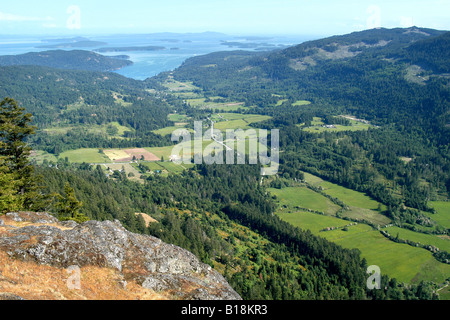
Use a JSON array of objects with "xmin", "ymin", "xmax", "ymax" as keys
[
  {"xmin": 55, "ymin": 182, "xmax": 88, "ymax": 223},
  {"xmin": 0, "ymin": 152, "xmax": 21, "ymax": 213},
  {"xmin": 0, "ymin": 97, "xmax": 39, "ymax": 210}
]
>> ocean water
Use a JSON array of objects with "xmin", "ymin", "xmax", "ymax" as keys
[{"xmin": 0, "ymin": 33, "xmax": 315, "ymax": 80}]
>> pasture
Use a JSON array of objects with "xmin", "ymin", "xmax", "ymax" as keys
[
  {"xmin": 268, "ymin": 186, "xmax": 341, "ymax": 215},
  {"xmin": 276, "ymin": 210, "xmax": 450, "ymax": 284},
  {"xmin": 59, "ymin": 148, "xmax": 111, "ymax": 163}
]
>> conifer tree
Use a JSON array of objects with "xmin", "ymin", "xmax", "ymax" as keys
[
  {"xmin": 55, "ymin": 182, "xmax": 88, "ymax": 223},
  {"xmin": 0, "ymin": 97, "xmax": 39, "ymax": 211},
  {"xmin": 0, "ymin": 151, "xmax": 21, "ymax": 213}
]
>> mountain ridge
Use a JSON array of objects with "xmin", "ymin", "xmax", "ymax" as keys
[{"xmin": 0, "ymin": 50, "xmax": 132, "ymax": 72}]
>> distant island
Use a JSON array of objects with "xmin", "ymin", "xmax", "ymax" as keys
[
  {"xmin": 0, "ymin": 50, "xmax": 132, "ymax": 72},
  {"xmin": 41, "ymin": 36, "xmax": 91, "ymax": 43},
  {"xmin": 37, "ymin": 40, "xmax": 108, "ymax": 49},
  {"xmin": 95, "ymin": 46, "xmax": 166, "ymax": 53}
]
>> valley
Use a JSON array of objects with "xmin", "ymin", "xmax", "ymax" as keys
[{"xmin": 1, "ymin": 26, "xmax": 449, "ymax": 301}]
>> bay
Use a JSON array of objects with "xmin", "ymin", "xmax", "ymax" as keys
[{"xmin": 0, "ymin": 32, "xmax": 315, "ymax": 80}]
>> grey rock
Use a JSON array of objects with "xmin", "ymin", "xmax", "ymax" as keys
[
  {"xmin": 0, "ymin": 212, "xmax": 241, "ymax": 300},
  {"xmin": 0, "ymin": 218, "xmax": 4, "ymax": 226},
  {"xmin": 0, "ymin": 293, "xmax": 25, "ymax": 300},
  {"xmin": 6, "ymin": 212, "xmax": 22, "ymax": 222}
]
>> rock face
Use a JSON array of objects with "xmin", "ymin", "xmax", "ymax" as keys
[{"xmin": 0, "ymin": 212, "xmax": 241, "ymax": 300}]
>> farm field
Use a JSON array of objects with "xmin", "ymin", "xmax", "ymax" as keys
[
  {"xmin": 385, "ymin": 226, "xmax": 450, "ymax": 252},
  {"xmin": 103, "ymin": 148, "xmax": 159, "ymax": 162},
  {"xmin": 43, "ymin": 121, "xmax": 132, "ymax": 138},
  {"xmin": 210, "ymin": 113, "xmax": 272, "ymax": 131},
  {"xmin": 153, "ymin": 126, "xmax": 189, "ymax": 136},
  {"xmin": 303, "ymin": 171, "xmax": 390, "ymax": 225},
  {"xmin": 185, "ymin": 98, "xmax": 249, "ymax": 111},
  {"xmin": 270, "ymin": 172, "xmax": 450, "ymax": 285},
  {"xmin": 301, "ymin": 116, "xmax": 374, "ymax": 133},
  {"xmin": 59, "ymin": 148, "xmax": 111, "ymax": 164},
  {"xmin": 268, "ymin": 186, "xmax": 341, "ymax": 215},
  {"xmin": 30, "ymin": 150, "xmax": 58, "ymax": 164},
  {"xmin": 427, "ymin": 201, "xmax": 450, "ymax": 229},
  {"xmin": 277, "ymin": 210, "xmax": 450, "ymax": 284}
]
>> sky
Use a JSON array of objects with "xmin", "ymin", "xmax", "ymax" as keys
[{"xmin": 0, "ymin": 0, "xmax": 449, "ymax": 37}]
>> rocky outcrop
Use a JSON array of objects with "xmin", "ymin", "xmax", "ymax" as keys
[{"xmin": 0, "ymin": 212, "xmax": 241, "ymax": 300}]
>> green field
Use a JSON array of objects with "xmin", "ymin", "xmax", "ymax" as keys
[
  {"xmin": 292, "ymin": 100, "xmax": 311, "ymax": 106},
  {"xmin": 427, "ymin": 201, "xmax": 450, "ymax": 229},
  {"xmin": 385, "ymin": 226, "xmax": 450, "ymax": 252},
  {"xmin": 44, "ymin": 121, "xmax": 132, "ymax": 138},
  {"xmin": 271, "ymin": 172, "xmax": 450, "ymax": 285},
  {"xmin": 211, "ymin": 113, "xmax": 272, "ymax": 131},
  {"xmin": 268, "ymin": 186, "xmax": 341, "ymax": 215},
  {"xmin": 152, "ymin": 126, "xmax": 190, "ymax": 136},
  {"xmin": 278, "ymin": 210, "xmax": 349, "ymax": 233},
  {"xmin": 302, "ymin": 171, "xmax": 390, "ymax": 225},
  {"xmin": 59, "ymin": 148, "xmax": 111, "ymax": 163},
  {"xmin": 277, "ymin": 210, "xmax": 450, "ymax": 284},
  {"xmin": 168, "ymin": 113, "xmax": 189, "ymax": 122},
  {"xmin": 30, "ymin": 150, "xmax": 58, "ymax": 164},
  {"xmin": 185, "ymin": 98, "xmax": 249, "ymax": 111},
  {"xmin": 302, "ymin": 116, "xmax": 373, "ymax": 133}
]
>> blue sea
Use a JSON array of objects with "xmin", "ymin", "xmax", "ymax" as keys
[{"xmin": 0, "ymin": 32, "xmax": 316, "ymax": 80}]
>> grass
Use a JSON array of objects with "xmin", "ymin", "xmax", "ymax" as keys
[
  {"xmin": 185, "ymin": 98, "xmax": 249, "ymax": 111},
  {"xmin": 271, "ymin": 172, "xmax": 450, "ymax": 284},
  {"xmin": 211, "ymin": 113, "xmax": 271, "ymax": 131},
  {"xmin": 278, "ymin": 210, "xmax": 348, "ymax": 233},
  {"xmin": 302, "ymin": 171, "xmax": 390, "ymax": 225},
  {"xmin": 43, "ymin": 122, "xmax": 133, "ymax": 138},
  {"xmin": 292, "ymin": 100, "xmax": 311, "ymax": 106},
  {"xmin": 168, "ymin": 113, "xmax": 189, "ymax": 122},
  {"xmin": 59, "ymin": 148, "xmax": 111, "ymax": 164},
  {"xmin": 276, "ymin": 210, "xmax": 450, "ymax": 284},
  {"xmin": 152, "ymin": 126, "xmax": 188, "ymax": 136},
  {"xmin": 385, "ymin": 226, "xmax": 450, "ymax": 252},
  {"xmin": 302, "ymin": 116, "xmax": 373, "ymax": 133},
  {"xmin": 427, "ymin": 201, "xmax": 450, "ymax": 229},
  {"xmin": 30, "ymin": 150, "xmax": 58, "ymax": 164},
  {"xmin": 319, "ymin": 180, "xmax": 384, "ymax": 210},
  {"xmin": 268, "ymin": 186, "xmax": 341, "ymax": 215}
]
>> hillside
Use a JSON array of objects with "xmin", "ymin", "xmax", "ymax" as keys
[
  {"xmin": 0, "ymin": 50, "xmax": 132, "ymax": 72},
  {"xmin": 168, "ymin": 26, "xmax": 449, "ymax": 205},
  {"xmin": 0, "ymin": 211, "xmax": 241, "ymax": 300}
]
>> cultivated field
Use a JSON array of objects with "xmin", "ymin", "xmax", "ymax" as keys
[
  {"xmin": 268, "ymin": 186, "xmax": 341, "ymax": 215},
  {"xmin": 271, "ymin": 171, "xmax": 450, "ymax": 285},
  {"xmin": 59, "ymin": 148, "xmax": 111, "ymax": 163},
  {"xmin": 103, "ymin": 148, "xmax": 160, "ymax": 162}
]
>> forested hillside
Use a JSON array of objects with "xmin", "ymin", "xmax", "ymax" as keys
[
  {"xmin": 0, "ymin": 50, "xmax": 132, "ymax": 72},
  {"xmin": 171, "ymin": 27, "xmax": 450, "ymax": 208}
]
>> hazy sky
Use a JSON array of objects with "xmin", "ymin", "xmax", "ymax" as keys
[{"xmin": 0, "ymin": 0, "xmax": 449, "ymax": 36}]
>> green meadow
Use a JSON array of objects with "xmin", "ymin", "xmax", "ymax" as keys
[
  {"xmin": 271, "ymin": 172, "xmax": 450, "ymax": 285},
  {"xmin": 277, "ymin": 210, "xmax": 450, "ymax": 284},
  {"xmin": 427, "ymin": 201, "xmax": 450, "ymax": 229},
  {"xmin": 268, "ymin": 186, "xmax": 341, "ymax": 215},
  {"xmin": 59, "ymin": 148, "xmax": 111, "ymax": 163},
  {"xmin": 301, "ymin": 116, "xmax": 373, "ymax": 133},
  {"xmin": 385, "ymin": 226, "xmax": 450, "ymax": 252}
]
